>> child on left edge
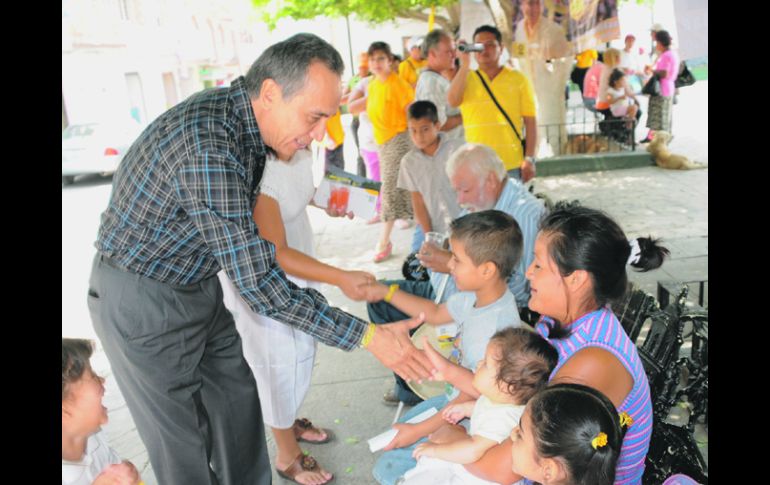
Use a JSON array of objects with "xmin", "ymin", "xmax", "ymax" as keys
[
  {"xmin": 399, "ymin": 327, "xmax": 558, "ymax": 485},
  {"xmin": 62, "ymin": 338, "xmax": 142, "ymax": 485}
]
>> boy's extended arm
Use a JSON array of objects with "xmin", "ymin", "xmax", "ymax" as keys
[
  {"xmin": 411, "ymin": 192, "xmax": 433, "ymax": 234},
  {"xmin": 413, "ymin": 434, "xmax": 497, "ymax": 464},
  {"xmin": 388, "ymin": 288, "xmax": 453, "ymax": 325}
]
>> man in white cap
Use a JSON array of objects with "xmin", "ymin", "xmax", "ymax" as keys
[{"xmin": 399, "ymin": 36, "xmax": 427, "ymax": 87}]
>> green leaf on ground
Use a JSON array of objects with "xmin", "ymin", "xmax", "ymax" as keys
[
  {"xmin": 345, "ymin": 437, "xmax": 360, "ymax": 444},
  {"xmin": 345, "ymin": 466, "xmax": 354, "ymax": 473},
  {"xmin": 334, "ymin": 419, "xmax": 342, "ymax": 424},
  {"xmin": 303, "ymin": 450, "xmax": 309, "ymax": 456}
]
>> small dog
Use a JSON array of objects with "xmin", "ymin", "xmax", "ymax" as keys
[
  {"xmin": 646, "ymin": 131, "xmax": 705, "ymax": 170},
  {"xmin": 563, "ymin": 134, "xmax": 610, "ymax": 155}
]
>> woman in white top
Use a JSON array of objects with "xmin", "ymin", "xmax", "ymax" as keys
[{"xmin": 218, "ymin": 149, "xmax": 375, "ymax": 485}]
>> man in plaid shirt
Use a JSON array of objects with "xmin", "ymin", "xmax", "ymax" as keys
[{"xmin": 87, "ymin": 33, "xmax": 432, "ymax": 485}]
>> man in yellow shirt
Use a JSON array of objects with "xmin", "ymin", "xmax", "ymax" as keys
[
  {"xmin": 398, "ymin": 36, "xmax": 427, "ymax": 87},
  {"xmin": 571, "ymin": 49, "xmax": 598, "ymax": 94},
  {"xmin": 324, "ymin": 108, "xmax": 345, "ymax": 171},
  {"xmin": 448, "ymin": 25, "xmax": 537, "ymax": 182}
]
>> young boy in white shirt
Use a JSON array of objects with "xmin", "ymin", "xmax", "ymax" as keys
[
  {"xmin": 62, "ymin": 339, "xmax": 142, "ymax": 485},
  {"xmin": 398, "ymin": 100, "xmax": 464, "ymax": 251}
]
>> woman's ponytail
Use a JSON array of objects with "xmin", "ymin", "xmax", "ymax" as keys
[{"xmin": 629, "ymin": 236, "xmax": 670, "ymax": 272}]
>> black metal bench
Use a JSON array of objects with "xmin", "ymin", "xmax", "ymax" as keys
[
  {"xmin": 636, "ymin": 285, "xmax": 708, "ymax": 484},
  {"xmin": 615, "ymin": 283, "xmax": 659, "ymax": 344}
]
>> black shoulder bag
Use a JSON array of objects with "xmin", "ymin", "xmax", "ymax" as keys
[
  {"xmin": 675, "ymin": 61, "xmax": 696, "ymax": 88},
  {"xmin": 475, "ymin": 70, "xmax": 526, "ymax": 154}
]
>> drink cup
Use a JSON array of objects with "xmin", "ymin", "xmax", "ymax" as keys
[
  {"xmin": 338, "ymin": 187, "xmax": 350, "ymax": 212},
  {"xmin": 421, "ymin": 232, "xmax": 447, "ymax": 257}
]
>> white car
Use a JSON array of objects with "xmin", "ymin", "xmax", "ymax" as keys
[{"xmin": 62, "ymin": 121, "xmax": 143, "ymax": 185}]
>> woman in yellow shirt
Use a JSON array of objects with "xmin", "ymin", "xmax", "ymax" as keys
[{"xmin": 366, "ymin": 41, "xmax": 415, "ymax": 262}]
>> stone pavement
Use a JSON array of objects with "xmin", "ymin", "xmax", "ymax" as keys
[{"xmin": 79, "ymin": 82, "xmax": 708, "ymax": 485}]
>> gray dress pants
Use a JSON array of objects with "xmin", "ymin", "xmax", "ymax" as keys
[{"xmin": 88, "ymin": 254, "xmax": 271, "ymax": 485}]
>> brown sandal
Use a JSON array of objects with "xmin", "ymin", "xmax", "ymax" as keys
[
  {"xmin": 276, "ymin": 453, "xmax": 334, "ymax": 484},
  {"xmin": 292, "ymin": 418, "xmax": 335, "ymax": 444}
]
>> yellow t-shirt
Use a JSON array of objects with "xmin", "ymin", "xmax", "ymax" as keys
[
  {"xmin": 367, "ymin": 72, "xmax": 415, "ymax": 145},
  {"xmin": 326, "ymin": 109, "xmax": 344, "ymax": 146},
  {"xmin": 398, "ymin": 58, "xmax": 427, "ymax": 87},
  {"xmin": 460, "ymin": 67, "xmax": 536, "ymax": 170},
  {"xmin": 576, "ymin": 49, "xmax": 598, "ymax": 69}
]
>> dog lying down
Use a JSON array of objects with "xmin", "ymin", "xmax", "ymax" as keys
[
  {"xmin": 562, "ymin": 134, "xmax": 610, "ymax": 154},
  {"xmin": 646, "ymin": 131, "xmax": 706, "ymax": 170}
]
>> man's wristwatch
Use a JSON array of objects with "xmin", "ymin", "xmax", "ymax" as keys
[{"xmin": 524, "ymin": 156, "xmax": 536, "ymax": 165}]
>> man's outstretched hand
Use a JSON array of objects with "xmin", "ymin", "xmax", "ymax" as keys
[{"xmin": 366, "ymin": 313, "xmax": 435, "ymax": 382}]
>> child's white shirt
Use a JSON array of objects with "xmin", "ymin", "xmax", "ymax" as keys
[
  {"xmin": 400, "ymin": 396, "xmax": 526, "ymax": 485},
  {"xmin": 469, "ymin": 395, "xmax": 526, "ymax": 444},
  {"xmin": 62, "ymin": 430, "xmax": 121, "ymax": 485}
]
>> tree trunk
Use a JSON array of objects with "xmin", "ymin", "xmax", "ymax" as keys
[
  {"xmin": 483, "ymin": 0, "xmax": 514, "ymax": 54},
  {"xmin": 445, "ymin": 3, "xmax": 462, "ymax": 35}
]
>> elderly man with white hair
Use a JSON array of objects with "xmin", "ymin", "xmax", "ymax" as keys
[{"xmin": 368, "ymin": 142, "xmax": 547, "ymax": 406}]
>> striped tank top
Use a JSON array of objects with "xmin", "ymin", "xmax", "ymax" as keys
[{"xmin": 535, "ymin": 307, "xmax": 652, "ymax": 485}]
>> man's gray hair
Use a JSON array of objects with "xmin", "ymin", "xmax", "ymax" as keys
[
  {"xmin": 446, "ymin": 143, "xmax": 507, "ymax": 182},
  {"xmin": 422, "ymin": 29, "xmax": 451, "ymax": 58},
  {"xmin": 245, "ymin": 33, "xmax": 344, "ymax": 101}
]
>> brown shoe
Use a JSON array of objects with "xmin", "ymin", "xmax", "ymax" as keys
[
  {"xmin": 292, "ymin": 418, "xmax": 335, "ymax": 444},
  {"xmin": 276, "ymin": 453, "xmax": 334, "ymax": 484}
]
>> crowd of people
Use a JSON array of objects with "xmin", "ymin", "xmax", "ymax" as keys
[
  {"xmin": 574, "ymin": 24, "xmax": 682, "ymax": 144},
  {"xmin": 62, "ymin": 19, "xmax": 693, "ymax": 485}
]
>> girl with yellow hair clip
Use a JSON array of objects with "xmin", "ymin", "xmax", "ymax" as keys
[{"xmin": 510, "ymin": 383, "xmax": 629, "ymax": 485}]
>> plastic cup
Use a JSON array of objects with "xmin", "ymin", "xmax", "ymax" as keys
[
  {"xmin": 421, "ymin": 232, "xmax": 447, "ymax": 257},
  {"xmin": 328, "ymin": 187, "xmax": 340, "ymax": 212},
  {"xmin": 338, "ymin": 187, "xmax": 350, "ymax": 212}
]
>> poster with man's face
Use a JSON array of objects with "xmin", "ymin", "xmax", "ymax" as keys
[{"xmin": 511, "ymin": 0, "xmax": 620, "ymax": 59}]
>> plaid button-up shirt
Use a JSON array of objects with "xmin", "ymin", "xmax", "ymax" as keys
[{"xmin": 95, "ymin": 76, "xmax": 366, "ymax": 350}]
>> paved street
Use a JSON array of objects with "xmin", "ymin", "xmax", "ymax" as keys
[{"xmin": 62, "ymin": 82, "xmax": 707, "ymax": 484}]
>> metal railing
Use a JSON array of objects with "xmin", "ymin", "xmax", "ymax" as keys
[{"xmin": 536, "ymin": 94, "xmax": 639, "ymax": 158}]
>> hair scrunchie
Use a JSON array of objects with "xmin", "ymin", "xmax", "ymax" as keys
[
  {"xmin": 591, "ymin": 432, "xmax": 608, "ymax": 450},
  {"xmin": 627, "ymin": 238, "xmax": 641, "ymax": 266}
]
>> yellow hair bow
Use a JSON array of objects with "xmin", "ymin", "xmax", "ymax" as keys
[
  {"xmin": 591, "ymin": 432, "xmax": 608, "ymax": 450},
  {"xmin": 619, "ymin": 412, "xmax": 634, "ymax": 428}
]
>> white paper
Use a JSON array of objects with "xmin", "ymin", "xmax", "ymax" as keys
[{"xmin": 367, "ymin": 407, "xmax": 438, "ymax": 453}]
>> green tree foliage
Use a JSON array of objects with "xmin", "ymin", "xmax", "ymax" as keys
[{"xmin": 251, "ymin": 0, "xmax": 462, "ymax": 33}]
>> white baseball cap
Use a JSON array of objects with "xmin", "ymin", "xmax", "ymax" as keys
[
  {"xmin": 408, "ymin": 36, "xmax": 424, "ymax": 50},
  {"xmin": 650, "ymin": 23, "xmax": 664, "ymax": 32}
]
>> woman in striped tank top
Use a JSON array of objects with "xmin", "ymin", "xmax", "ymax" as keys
[{"xmin": 457, "ymin": 204, "xmax": 669, "ymax": 485}]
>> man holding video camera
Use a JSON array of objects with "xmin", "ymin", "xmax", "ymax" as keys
[{"xmin": 447, "ymin": 25, "xmax": 538, "ymax": 182}]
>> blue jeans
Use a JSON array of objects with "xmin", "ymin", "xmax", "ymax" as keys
[
  {"xmin": 411, "ymin": 224, "xmax": 425, "ymax": 253},
  {"xmin": 372, "ymin": 395, "xmax": 451, "ymax": 485}
]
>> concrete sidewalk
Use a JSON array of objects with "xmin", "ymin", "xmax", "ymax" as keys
[{"xmin": 90, "ymin": 82, "xmax": 708, "ymax": 485}]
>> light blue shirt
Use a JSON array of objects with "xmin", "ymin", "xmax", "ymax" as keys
[
  {"xmin": 444, "ymin": 289, "xmax": 521, "ymax": 399},
  {"xmin": 429, "ymin": 177, "xmax": 546, "ymax": 309}
]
